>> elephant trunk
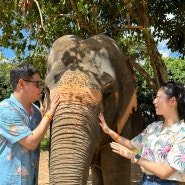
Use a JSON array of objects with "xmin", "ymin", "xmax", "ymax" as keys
[{"xmin": 49, "ymin": 104, "xmax": 100, "ymax": 185}]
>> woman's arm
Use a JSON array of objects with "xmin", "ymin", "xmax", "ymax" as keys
[
  {"xmin": 110, "ymin": 142, "xmax": 177, "ymax": 179},
  {"xmin": 99, "ymin": 113, "xmax": 135, "ymax": 150}
]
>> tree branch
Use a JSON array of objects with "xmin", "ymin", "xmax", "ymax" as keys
[
  {"xmin": 129, "ymin": 60, "xmax": 156, "ymax": 92},
  {"xmin": 19, "ymin": 0, "xmax": 45, "ymax": 30},
  {"xmin": 70, "ymin": 0, "xmax": 96, "ymax": 34},
  {"xmin": 33, "ymin": 0, "xmax": 45, "ymax": 31}
]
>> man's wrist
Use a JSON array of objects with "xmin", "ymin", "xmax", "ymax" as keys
[{"xmin": 44, "ymin": 114, "xmax": 53, "ymax": 121}]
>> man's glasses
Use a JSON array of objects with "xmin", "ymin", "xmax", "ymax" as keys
[{"xmin": 22, "ymin": 79, "xmax": 42, "ymax": 88}]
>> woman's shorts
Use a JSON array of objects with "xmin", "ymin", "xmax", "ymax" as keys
[{"xmin": 140, "ymin": 173, "xmax": 185, "ymax": 185}]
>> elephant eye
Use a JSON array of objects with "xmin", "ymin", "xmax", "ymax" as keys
[
  {"xmin": 102, "ymin": 85, "xmax": 117, "ymax": 111},
  {"xmin": 102, "ymin": 83, "xmax": 115, "ymax": 101},
  {"xmin": 103, "ymin": 85, "xmax": 113, "ymax": 96}
]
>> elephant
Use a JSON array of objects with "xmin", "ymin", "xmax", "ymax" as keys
[{"xmin": 45, "ymin": 34, "xmax": 144, "ymax": 185}]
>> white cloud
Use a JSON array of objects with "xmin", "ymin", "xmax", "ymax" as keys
[
  {"xmin": 157, "ymin": 40, "xmax": 171, "ymax": 57},
  {"xmin": 157, "ymin": 40, "xmax": 180, "ymax": 58}
]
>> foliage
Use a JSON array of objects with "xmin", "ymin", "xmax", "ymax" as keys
[
  {"xmin": 149, "ymin": 0, "xmax": 185, "ymax": 57},
  {"xmin": 136, "ymin": 61, "xmax": 157, "ymax": 126},
  {"xmin": 40, "ymin": 138, "xmax": 50, "ymax": 151},
  {"xmin": 164, "ymin": 57, "xmax": 185, "ymax": 82},
  {"xmin": 0, "ymin": 61, "xmax": 17, "ymax": 101},
  {"xmin": 0, "ymin": 52, "xmax": 3, "ymax": 60}
]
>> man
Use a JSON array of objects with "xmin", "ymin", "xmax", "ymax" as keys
[{"xmin": 0, "ymin": 63, "xmax": 60, "ymax": 185}]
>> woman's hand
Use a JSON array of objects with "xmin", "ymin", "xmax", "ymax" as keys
[
  {"xmin": 99, "ymin": 113, "xmax": 110, "ymax": 134},
  {"xmin": 110, "ymin": 142, "xmax": 134, "ymax": 160}
]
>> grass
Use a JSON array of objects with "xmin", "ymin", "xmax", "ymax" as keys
[{"xmin": 40, "ymin": 138, "xmax": 50, "ymax": 151}]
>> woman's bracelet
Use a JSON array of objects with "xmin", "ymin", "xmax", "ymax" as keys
[
  {"xmin": 114, "ymin": 134, "xmax": 120, "ymax": 141},
  {"xmin": 44, "ymin": 114, "xmax": 53, "ymax": 121}
]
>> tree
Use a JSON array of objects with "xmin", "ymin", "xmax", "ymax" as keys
[
  {"xmin": 0, "ymin": 0, "xmax": 185, "ymax": 94},
  {"xmin": 0, "ymin": 61, "xmax": 16, "ymax": 101},
  {"xmin": 149, "ymin": 0, "xmax": 185, "ymax": 57},
  {"xmin": 164, "ymin": 57, "xmax": 185, "ymax": 82}
]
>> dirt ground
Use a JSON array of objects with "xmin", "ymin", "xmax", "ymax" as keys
[{"xmin": 38, "ymin": 151, "xmax": 143, "ymax": 185}]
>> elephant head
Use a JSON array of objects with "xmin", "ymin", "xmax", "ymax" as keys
[{"xmin": 45, "ymin": 34, "xmax": 143, "ymax": 185}]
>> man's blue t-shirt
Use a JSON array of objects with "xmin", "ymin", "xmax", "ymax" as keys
[{"xmin": 0, "ymin": 94, "xmax": 42, "ymax": 185}]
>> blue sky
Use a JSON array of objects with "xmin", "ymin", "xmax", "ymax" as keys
[{"xmin": 0, "ymin": 48, "xmax": 15, "ymax": 59}]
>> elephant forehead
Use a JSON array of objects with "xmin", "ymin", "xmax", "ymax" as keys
[
  {"xmin": 77, "ymin": 48, "xmax": 116, "ymax": 79},
  {"xmin": 50, "ymin": 69, "xmax": 102, "ymax": 106}
]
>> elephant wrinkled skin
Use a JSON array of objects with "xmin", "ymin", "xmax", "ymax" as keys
[{"xmin": 45, "ymin": 34, "xmax": 143, "ymax": 185}]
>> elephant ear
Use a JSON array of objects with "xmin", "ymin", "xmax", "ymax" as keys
[
  {"xmin": 116, "ymin": 57, "xmax": 137, "ymax": 134},
  {"xmin": 93, "ymin": 34, "xmax": 138, "ymax": 134}
]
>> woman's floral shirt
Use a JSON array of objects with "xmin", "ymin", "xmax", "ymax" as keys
[{"xmin": 131, "ymin": 120, "xmax": 185, "ymax": 182}]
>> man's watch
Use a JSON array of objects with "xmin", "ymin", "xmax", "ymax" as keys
[{"xmin": 134, "ymin": 154, "xmax": 141, "ymax": 163}]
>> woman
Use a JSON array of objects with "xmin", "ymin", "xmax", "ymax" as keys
[{"xmin": 99, "ymin": 81, "xmax": 185, "ymax": 185}]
